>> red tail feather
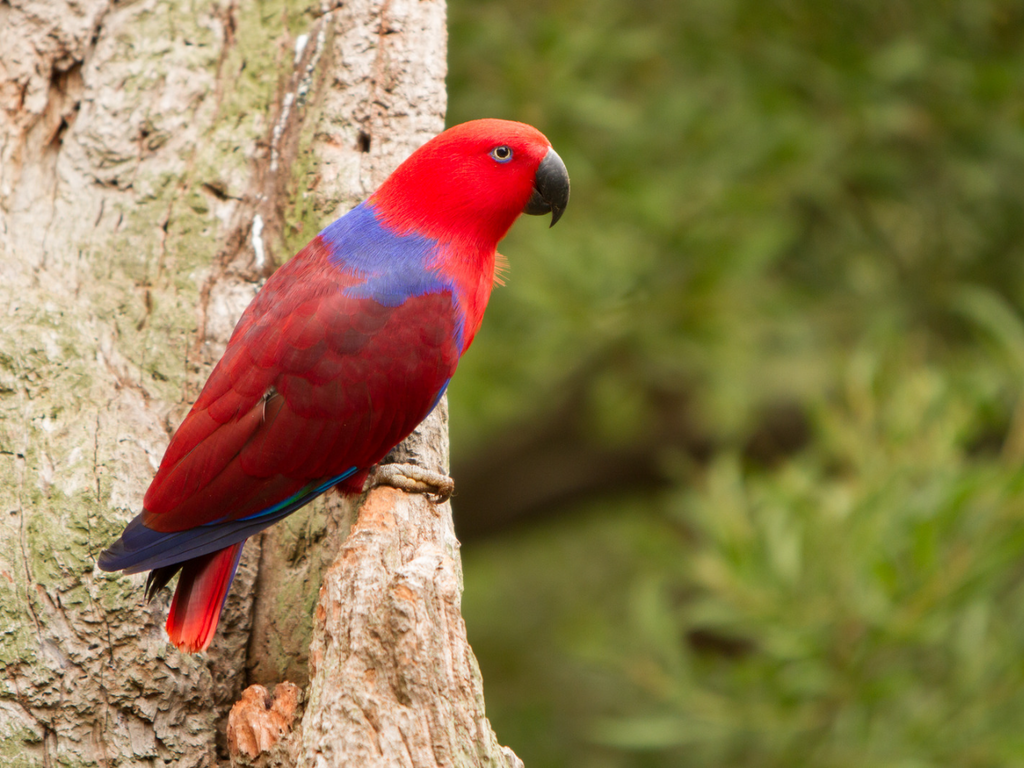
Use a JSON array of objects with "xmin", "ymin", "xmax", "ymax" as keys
[{"xmin": 166, "ymin": 543, "xmax": 243, "ymax": 653}]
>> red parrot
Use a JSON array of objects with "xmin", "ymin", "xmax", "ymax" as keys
[{"xmin": 98, "ymin": 119, "xmax": 569, "ymax": 653}]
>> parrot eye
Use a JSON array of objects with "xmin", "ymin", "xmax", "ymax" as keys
[{"xmin": 490, "ymin": 145, "xmax": 513, "ymax": 163}]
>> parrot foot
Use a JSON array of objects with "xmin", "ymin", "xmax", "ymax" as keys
[{"xmin": 369, "ymin": 463, "xmax": 454, "ymax": 504}]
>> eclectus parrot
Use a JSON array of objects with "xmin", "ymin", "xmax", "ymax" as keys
[{"xmin": 98, "ymin": 119, "xmax": 569, "ymax": 653}]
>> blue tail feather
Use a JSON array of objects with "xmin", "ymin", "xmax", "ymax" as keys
[{"xmin": 98, "ymin": 468, "xmax": 357, "ymax": 574}]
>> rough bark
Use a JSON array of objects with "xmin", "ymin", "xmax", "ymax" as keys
[
  {"xmin": 244, "ymin": 0, "xmax": 451, "ymax": 688},
  {"xmin": 0, "ymin": 0, "xmax": 517, "ymax": 765},
  {"xmin": 294, "ymin": 401, "xmax": 521, "ymax": 768}
]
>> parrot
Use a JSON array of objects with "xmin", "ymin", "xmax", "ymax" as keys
[{"xmin": 98, "ymin": 119, "xmax": 569, "ymax": 653}]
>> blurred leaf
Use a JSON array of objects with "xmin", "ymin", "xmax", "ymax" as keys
[{"xmin": 447, "ymin": 1, "xmax": 1024, "ymax": 767}]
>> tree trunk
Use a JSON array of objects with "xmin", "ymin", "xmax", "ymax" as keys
[{"xmin": 0, "ymin": 0, "xmax": 520, "ymax": 765}]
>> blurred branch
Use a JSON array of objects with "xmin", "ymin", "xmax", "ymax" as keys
[{"xmin": 452, "ymin": 368, "xmax": 810, "ymax": 540}]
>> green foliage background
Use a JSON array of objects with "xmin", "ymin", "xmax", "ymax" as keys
[{"xmin": 444, "ymin": 0, "xmax": 1024, "ymax": 766}]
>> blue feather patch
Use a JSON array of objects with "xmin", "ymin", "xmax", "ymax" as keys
[{"xmin": 320, "ymin": 202, "xmax": 465, "ymax": 348}]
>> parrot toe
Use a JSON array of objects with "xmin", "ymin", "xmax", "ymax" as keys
[{"xmin": 369, "ymin": 463, "xmax": 454, "ymax": 504}]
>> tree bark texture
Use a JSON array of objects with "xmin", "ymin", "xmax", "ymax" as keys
[{"xmin": 0, "ymin": 0, "xmax": 519, "ymax": 765}]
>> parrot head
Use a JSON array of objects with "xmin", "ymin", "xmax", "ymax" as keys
[{"xmin": 370, "ymin": 118, "xmax": 570, "ymax": 246}]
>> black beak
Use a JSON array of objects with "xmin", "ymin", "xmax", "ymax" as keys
[{"xmin": 524, "ymin": 148, "xmax": 570, "ymax": 227}]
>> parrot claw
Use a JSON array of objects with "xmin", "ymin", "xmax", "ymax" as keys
[{"xmin": 369, "ymin": 463, "xmax": 454, "ymax": 504}]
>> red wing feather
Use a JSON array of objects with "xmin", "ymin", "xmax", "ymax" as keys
[{"xmin": 144, "ymin": 403, "xmax": 265, "ymax": 514}]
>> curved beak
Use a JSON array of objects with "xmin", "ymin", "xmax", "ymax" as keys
[{"xmin": 523, "ymin": 148, "xmax": 570, "ymax": 227}]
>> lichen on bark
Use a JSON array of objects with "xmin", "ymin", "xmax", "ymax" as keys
[{"xmin": 0, "ymin": 0, "xmax": 336, "ymax": 763}]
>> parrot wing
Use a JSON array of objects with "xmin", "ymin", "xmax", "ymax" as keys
[{"xmin": 99, "ymin": 244, "xmax": 459, "ymax": 573}]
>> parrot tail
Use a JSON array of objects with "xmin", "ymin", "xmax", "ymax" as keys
[{"xmin": 156, "ymin": 543, "xmax": 244, "ymax": 653}]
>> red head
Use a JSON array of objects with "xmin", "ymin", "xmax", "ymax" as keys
[{"xmin": 370, "ymin": 119, "xmax": 570, "ymax": 249}]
